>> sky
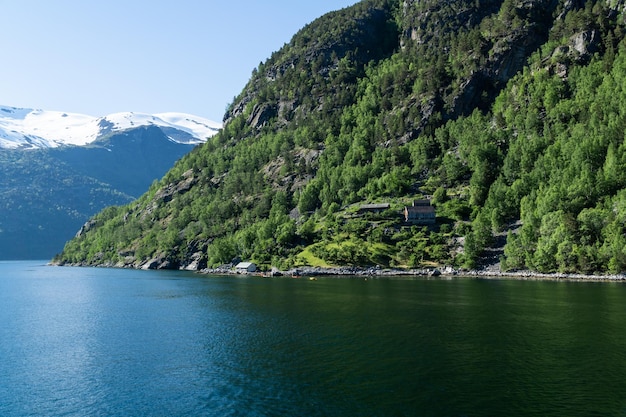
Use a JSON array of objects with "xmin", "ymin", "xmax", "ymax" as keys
[{"xmin": 2, "ymin": 1, "xmax": 359, "ymax": 123}]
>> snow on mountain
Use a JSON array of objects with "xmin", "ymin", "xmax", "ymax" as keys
[{"xmin": 0, "ymin": 105, "xmax": 221, "ymax": 149}]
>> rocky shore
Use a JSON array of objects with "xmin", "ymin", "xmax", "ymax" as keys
[
  {"xmin": 51, "ymin": 258, "xmax": 626, "ymax": 281},
  {"xmin": 199, "ymin": 265, "xmax": 626, "ymax": 282},
  {"xmin": 52, "ymin": 257, "xmax": 626, "ymax": 282}
]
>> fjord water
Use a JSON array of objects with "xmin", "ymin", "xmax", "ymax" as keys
[{"xmin": 2, "ymin": 261, "xmax": 626, "ymax": 416}]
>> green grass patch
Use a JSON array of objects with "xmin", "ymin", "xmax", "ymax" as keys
[{"xmin": 296, "ymin": 246, "xmax": 334, "ymax": 268}]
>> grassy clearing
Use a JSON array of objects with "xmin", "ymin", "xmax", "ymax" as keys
[{"xmin": 296, "ymin": 246, "xmax": 334, "ymax": 267}]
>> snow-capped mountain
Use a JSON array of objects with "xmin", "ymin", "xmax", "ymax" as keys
[{"xmin": 0, "ymin": 105, "xmax": 221, "ymax": 149}]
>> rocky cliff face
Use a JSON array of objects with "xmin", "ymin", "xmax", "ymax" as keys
[
  {"xmin": 224, "ymin": 1, "xmax": 399, "ymax": 129},
  {"xmin": 225, "ymin": 0, "xmax": 583, "ymax": 142}
]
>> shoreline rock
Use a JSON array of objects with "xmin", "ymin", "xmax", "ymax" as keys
[
  {"xmin": 50, "ymin": 260, "xmax": 626, "ymax": 282},
  {"xmin": 198, "ymin": 265, "xmax": 626, "ymax": 282}
]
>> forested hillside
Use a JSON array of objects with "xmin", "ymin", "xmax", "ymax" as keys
[{"xmin": 55, "ymin": 0, "xmax": 626, "ymax": 274}]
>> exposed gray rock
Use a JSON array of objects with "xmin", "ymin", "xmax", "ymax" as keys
[
  {"xmin": 571, "ymin": 30, "xmax": 600, "ymax": 58},
  {"xmin": 75, "ymin": 219, "xmax": 98, "ymax": 238},
  {"xmin": 141, "ymin": 257, "xmax": 163, "ymax": 270},
  {"xmin": 183, "ymin": 251, "xmax": 205, "ymax": 271},
  {"xmin": 247, "ymin": 103, "xmax": 277, "ymax": 129},
  {"xmin": 154, "ymin": 175, "xmax": 197, "ymax": 203}
]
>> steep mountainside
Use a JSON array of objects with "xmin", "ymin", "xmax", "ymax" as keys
[
  {"xmin": 56, "ymin": 0, "xmax": 626, "ymax": 275},
  {"xmin": 1, "ymin": 114, "xmax": 220, "ymax": 260}
]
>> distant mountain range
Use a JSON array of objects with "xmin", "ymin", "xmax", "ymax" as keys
[
  {"xmin": 0, "ymin": 105, "xmax": 220, "ymax": 149},
  {"xmin": 0, "ymin": 105, "xmax": 220, "ymax": 260}
]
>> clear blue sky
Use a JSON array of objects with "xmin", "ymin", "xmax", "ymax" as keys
[{"xmin": 2, "ymin": 1, "xmax": 359, "ymax": 122}]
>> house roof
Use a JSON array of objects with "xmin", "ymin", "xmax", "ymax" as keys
[
  {"xmin": 405, "ymin": 205, "xmax": 435, "ymax": 214},
  {"xmin": 235, "ymin": 262, "xmax": 255, "ymax": 268},
  {"xmin": 413, "ymin": 199, "xmax": 431, "ymax": 206},
  {"xmin": 359, "ymin": 203, "xmax": 390, "ymax": 210}
]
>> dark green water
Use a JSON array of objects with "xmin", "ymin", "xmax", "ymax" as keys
[{"xmin": 1, "ymin": 261, "xmax": 626, "ymax": 416}]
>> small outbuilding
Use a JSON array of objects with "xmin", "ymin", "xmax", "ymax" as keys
[
  {"xmin": 235, "ymin": 262, "xmax": 257, "ymax": 273},
  {"xmin": 358, "ymin": 203, "xmax": 390, "ymax": 214}
]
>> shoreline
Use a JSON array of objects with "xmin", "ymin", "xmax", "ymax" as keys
[
  {"xmin": 198, "ymin": 265, "xmax": 626, "ymax": 282},
  {"xmin": 50, "ymin": 260, "xmax": 626, "ymax": 282}
]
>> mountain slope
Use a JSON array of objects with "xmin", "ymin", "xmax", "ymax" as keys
[
  {"xmin": 0, "ymin": 149, "xmax": 134, "ymax": 260},
  {"xmin": 55, "ymin": 0, "xmax": 626, "ymax": 274},
  {"xmin": 0, "ymin": 110, "xmax": 220, "ymax": 260}
]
